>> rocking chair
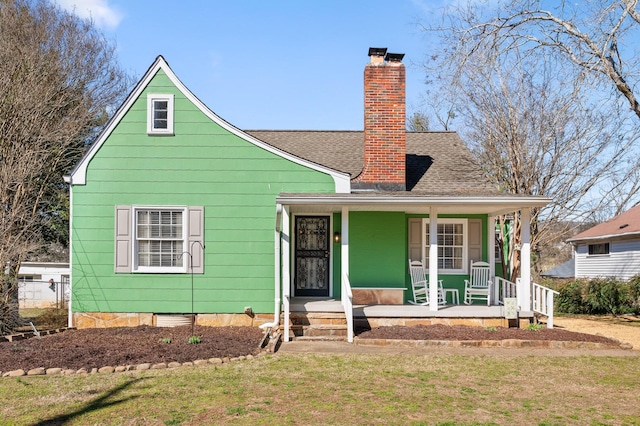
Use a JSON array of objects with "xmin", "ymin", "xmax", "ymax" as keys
[
  {"xmin": 464, "ymin": 260, "xmax": 492, "ymax": 305},
  {"xmin": 408, "ymin": 260, "xmax": 446, "ymax": 306}
]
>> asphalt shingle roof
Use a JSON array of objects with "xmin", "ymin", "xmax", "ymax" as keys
[
  {"xmin": 568, "ymin": 204, "xmax": 640, "ymax": 242},
  {"xmin": 245, "ymin": 130, "xmax": 498, "ymax": 194}
]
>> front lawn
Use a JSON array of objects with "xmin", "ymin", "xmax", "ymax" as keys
[{"xmin": 1, "ymin": 352, "xmax": 639, "ymax": 425}]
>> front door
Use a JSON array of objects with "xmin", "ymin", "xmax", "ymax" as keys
[{"xmin": 294, "ymin": 216, "xmax": 330, "ymax": 297}]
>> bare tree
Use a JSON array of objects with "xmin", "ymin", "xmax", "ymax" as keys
[
  {"xmin": 423, "ymin": 28, "xmax": 640, "ymax": 279},
  {"xmin": 430, "ymin": 0, "xmax": 640, "ymax": 121},
  {"xmin": 407, "ymin": 111, "xmax": 430, "ymax": 131},
  {"xmin": 0, "ymin": 0, "xmax": 130, "ymax": 334}
]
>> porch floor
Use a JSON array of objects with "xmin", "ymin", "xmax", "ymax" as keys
[{"xmin": 288, "ymin": 297, "xmax": 532, "ymax": 318}]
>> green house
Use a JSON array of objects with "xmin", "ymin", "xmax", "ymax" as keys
[{"xmin": 66, "ymin": 49, "xmax": 551, "ymax": 340}]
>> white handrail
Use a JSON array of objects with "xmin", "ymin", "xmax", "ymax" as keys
[
  {"xmin": 283, "ymin": 294, "xmax": 290, "ymax": 342},
  {"xmin": 341, "ymin": 272, "xmax": 354, "ymax": 343},
  {"xmin": 532, "ymin": 282, "xmax": 559, "ymax": 329},
  {"xmin": 495, "ymin": 276, "xmax": 517, "ymax": 305}
]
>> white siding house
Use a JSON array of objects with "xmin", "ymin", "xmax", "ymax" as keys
[
  {"xmin": 17, "ymin": 262, "xmax": 70, "ymax": 309},
  {"xmin": 568, "ymin": 205, "xmax": 640, "ymax": 280}
]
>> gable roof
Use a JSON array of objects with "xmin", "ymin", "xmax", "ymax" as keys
[
  {"xmin": 246, "ymin": 130, "xmax": 497, "ymax": 194},
  {"xmin": 567, "ymin": 205, "xmax": 640, "ymax": 243},
  {"xmin": 66, "ymin": 56, "xmax": 350, "ymax": 192}
]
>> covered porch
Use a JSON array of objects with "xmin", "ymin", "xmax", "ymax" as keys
[{"xmin": 272, "ymin": 193, "xmax": 552, "ymax": 342}]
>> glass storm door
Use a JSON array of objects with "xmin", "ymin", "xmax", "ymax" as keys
[{"xmin": 294, "ymin": 216, "xmax": 330, "ymax": 297}]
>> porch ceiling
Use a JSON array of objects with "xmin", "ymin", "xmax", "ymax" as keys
[{"xmin": 277, "ymin": 193, "xmax": 551, "ymax": 216}]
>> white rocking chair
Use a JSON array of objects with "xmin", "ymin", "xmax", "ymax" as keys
[
  {"xmin": 408, "ymin": 260, "xmax": 446, "ymax": 306},
  {"xmin": 464, "ymin": 260, "xmax": 492, "ymax": 305}
]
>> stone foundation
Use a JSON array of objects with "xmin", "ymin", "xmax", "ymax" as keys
[
  {"xmin": 73, "ymin": 312, "xmax": 273, "ymax": 329},
  {"xmin": 358, "ymin": 317, "xmax": 510, "ymax": 329}
]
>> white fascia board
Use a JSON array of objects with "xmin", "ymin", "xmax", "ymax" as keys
[
  {"xmin": 567, "ymin": 231, "xmax": 640, "ymax": 244},
  {"xmin": 277, "ymin": 194, "xmax": 551, "ymax": 208},
  {"xmin": 69, "ymin": 56, "xmax": 351, "ymax": 193}
]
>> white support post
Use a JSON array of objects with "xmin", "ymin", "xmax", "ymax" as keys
[
  {"xmin": 489, "ymin": 216, "xmax": 496, "ymax": 304},
  {"xmin": 519, "ymin": 209, "xmax": 531, "ymax": 311},
  {"xmin": 282, "ymin": 206, "xmax": 291, "ymax": 342},
  {"xmin": 429, "ymin": 207, "xmax": 439, "ymax": 311}
]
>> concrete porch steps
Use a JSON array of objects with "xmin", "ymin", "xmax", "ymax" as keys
[{"xmin": 283, "ymin": 312, "xmax": 348, "ymax": 340}]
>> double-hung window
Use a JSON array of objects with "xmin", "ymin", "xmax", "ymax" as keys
[
  {"xmin": 147, "ymin": 94, "xmax": 174, "ymax": 135},
  {"xmin": 135, "ymin": 209, "xmax": 184, "ymax": 272},
  {"xmin": 115, "ymin": 205, "xmax": 204, "ymax": 274},
  {"xmin": 423, "ymin": 218, "xmax": 468, "ymax": 274}
]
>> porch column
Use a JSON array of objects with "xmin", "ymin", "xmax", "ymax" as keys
[
  {"xmin": 282, "ymin": 205, "xmax": 291, "ymax": 342},
  {"xmin": 519, "ymin": 208, "xmax": 531, "ymax": 311},
  {"xmin": 429, "ymin": 207, "xmax": 439, "ymax": 311},
  {"xmin": 488, "ymin": 216, "xmax": 496, "ymax": 304},
  {"xmin": 341, "ymin": 207, "xmax": 349, "ymax": 291}
]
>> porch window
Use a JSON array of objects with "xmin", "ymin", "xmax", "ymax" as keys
[
  {"xmin": 147, "ymin": 94, "xmax": 174, "ymax": 135},
  {"xmin": 588, "ymin": 243, "xmax": 610, "ymax": 256},
  {"xmin": 423, "ymin": 218, "xmax": 468, "ymax": 274}
]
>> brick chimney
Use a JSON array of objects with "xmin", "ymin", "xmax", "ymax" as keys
[{"xmin": 354, "ymin": 47, "xmax": 406, "ymax": 191}]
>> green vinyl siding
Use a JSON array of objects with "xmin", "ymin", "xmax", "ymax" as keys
[
  {"xmin": 404, "ymin": 214, "xmax": 489, "ymax": 300},
  {"xmin": 348, "ymin": 212, "xmax": 407, "ymax": 290},
  {"xmin": 72, "ymin": 69, "xmax": 335, "ymax": 314}
]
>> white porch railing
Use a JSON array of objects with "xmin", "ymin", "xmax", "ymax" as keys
[
  {"xmin": 532, "ymin": 282, "xmax": 559, "ymax": 329},
  {"xmin": 341, "ymin": 272, "xmax": 354, "ymax": 343},
  {"xmin": 495, "ymin": 276, "xmax": 517, "ymax": 305},
  {"xmin": 496, "ymin": 277, "xmax": 558, "ymax": 329}
]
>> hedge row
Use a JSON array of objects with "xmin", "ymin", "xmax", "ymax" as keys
[{"xmin": 548, "ymin": 276, "xmax": 640, "ymax": 315}]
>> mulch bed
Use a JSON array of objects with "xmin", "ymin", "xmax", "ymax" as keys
[
  {"xmin": 356, "ymin": 324, "xmax": 620, "ymax": 344},
  {"xmin": 0, "ymin": 325, "xmax": 265, "ymax": 372},
  {"xmin": 0, "ymin": 324, "xmax": 621, "ymax": 373}
]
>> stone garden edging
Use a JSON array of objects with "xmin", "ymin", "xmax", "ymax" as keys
[
  {"xmin": 353, "ymin": 337, "xmax": 633, "ymax": 350},
  {"xmin": 1, "ymin": 352, "xmax": 267, "ymax": 378}
]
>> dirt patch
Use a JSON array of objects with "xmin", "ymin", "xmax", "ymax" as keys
[
  {"xmin": 553, "ymin": 315, "xmax": 640, "ymax": 350},
  {"xmin": 0, "ymin": 325, "xmax": 265, "ymax": 372}
]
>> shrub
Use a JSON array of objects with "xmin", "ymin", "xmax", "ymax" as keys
[
  {"xmin": 585, "ymin": 277, "xmax": 631, "ymax": 316},
  {"xmin": 555, "ymin": 280, "xmax": 587, "ymax": 314},
  {"xmin": 628, "ymin": 274, "xmax": 640, "ymax": 314}
]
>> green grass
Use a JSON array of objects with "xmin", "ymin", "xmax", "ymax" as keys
[{"xmin": 1, "ymin": 353, "xmax": 639, "ymax": 425}]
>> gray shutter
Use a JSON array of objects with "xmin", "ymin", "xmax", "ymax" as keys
[
  {"xmin": 188, "ymin": 206, "xmax": 205, "ymax": 274},
  {"xmin": 468, "ymin": 219, "xmax": 482, "ymax": 264},
  {"xmin": 114, "ymin": 206, "xmax": 132, "ymax": 273},
  {"xmin": 408, "ymin": 218, "xmax": 422, "ymax": 263}
]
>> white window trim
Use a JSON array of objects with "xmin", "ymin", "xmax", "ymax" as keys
[
  {"xmin": 422, "ymin": 218, "xmax": 469, "ymax": 275},
  {"xmin": 587, "ymin": 242, "xmax": 611, "ymax": 257},
  {"xmin": 147, "ymin": 94, "xmax": 174, "ymax": 135},
  {"xmin": 132, "ymin": 206, "xmax": 187, "ymax": 273}
]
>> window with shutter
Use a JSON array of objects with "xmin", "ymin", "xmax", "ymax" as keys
[
  {"xmin": 422, "ymin": 218, "xmax": 469, "ymax": 274},
  {"xmin": 114, "ymin": 206, "xmax": 204, "ymax": 273}
]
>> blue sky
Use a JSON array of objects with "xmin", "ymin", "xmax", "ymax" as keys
[{"xmin": 54, "ymin": 0, "xmax": 440, "ymax": 130}]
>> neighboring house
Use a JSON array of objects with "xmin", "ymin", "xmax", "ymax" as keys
[
  {"xmin": 567, "ymin": 205, "xmax": 640, "ymax": 280},
  {"xmin": 541, "ymin": 259, "xmax": 575, "ymax": 279},
  {"xmin": 65, "ymin": 48, "xmax": 551, "ymax": 336},
  {"xmin": 17, "ymin": 262, "xmax": 70, "ymax": 309}
]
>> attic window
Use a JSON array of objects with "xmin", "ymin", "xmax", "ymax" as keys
[{"xmin": 147, "ymin": 94, "xmax": 174, "ymax": 135}]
